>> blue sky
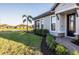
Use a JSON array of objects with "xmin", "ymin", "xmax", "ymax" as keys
[{"xmin": 0, "ymin": 3, "xmax": 53, "ymax": 25}]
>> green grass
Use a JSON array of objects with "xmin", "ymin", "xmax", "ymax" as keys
[
  {"xmin": 47, "ymin": 34, "xmax": 55, "ymax": 45},
  {"xmin": 0, "ymin": 31, "xmax": 42, "ymax": 55}
]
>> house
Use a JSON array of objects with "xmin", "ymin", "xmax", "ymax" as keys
[
  {"xmin": 0, "ymin": 24, "xmax": 16, "ymax": 29},
  {"xmin": 34, "ymin": 3, "xmax": 79, "ymax": 38},
  {"xmin": 0, "ymin": 24, "xmax": 9, "ymax": 29}
]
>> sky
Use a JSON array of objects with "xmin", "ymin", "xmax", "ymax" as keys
[{"xmin": 0, "ymin": 3, "xmax": 53, "ymax": 26}]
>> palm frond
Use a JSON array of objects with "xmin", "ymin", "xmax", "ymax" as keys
[
  {"xmin": 22, "ymin": 15, "xmax": 27, "ymax": 18},
  {"xmin": 23, "ymin": 19, "xmax": 26, "ymax": 23},
  {"xmin": 27, "ymin": 15, "xmax": 33, "ymax": 23}
]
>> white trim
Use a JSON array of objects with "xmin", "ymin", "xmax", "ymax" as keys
[
  {"xmin": 74, "ymin": 32, "xmax": 79, "ymax": 35},
  {"xmin": 57, "ymin": 31, "xmax": 65, "ymax": 33},
  {"xmin": 65, "ymin": 14, "xmax": 67, "ymax": 36},
  {"xmin": 50, "ymin": 15, "xmax": 56, "ymax": 32},
  {"xmin": 66, "ymin": 36, "xmax": 75, "ymax": 39},
  {"xmin": 55, "ymin": 6, "xmax": 78, "ymax": 14},
  {"xmin": 50, "ymin": 30, "xmax": 57, "ymax": 32}
]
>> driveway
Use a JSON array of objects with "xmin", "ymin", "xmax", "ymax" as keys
[{"xmin": 56, "ymin": 37, "xmax": 79, "ymax": 54}]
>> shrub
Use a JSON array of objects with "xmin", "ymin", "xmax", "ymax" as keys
[
  {"xmin": 33, "ymin": 29, "xmax": 49, "ymax": 37},
  {"xmin": 72, "ymin": 50, "xmax": 79, "ymax": 55},
  {"xmin": 55, "ymin": 44, "xmax": 68, "ymax": 55},
  {"xmin": 76, "ymin": 35, "xmax": 79, "ymax": 42},
  {"xmin": 46, "ymin": 34, "xmax": 57, "ymax": 50}
]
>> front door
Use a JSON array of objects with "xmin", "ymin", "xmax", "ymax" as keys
[{"xmin": 67, "ymin": 13, "xmax": 75, "ymax": 37}]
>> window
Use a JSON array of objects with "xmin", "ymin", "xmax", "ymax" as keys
[
  {"xmin": 51, "ymin": 16, "xmax": 56, "ymax": 31},
  {"xmin": 35, "ymin": 21, "xmax": 37, "ymax": 29},
  {"xmin": 41, "ymin": 24, "xmax": 43, "ymax": 29},
  {"xmin": 41, "ymin": 19, "xmax": 44, "ymax": 29},
  {"xmin": 35, "ymin": 20, "xmax": 40, "ymax": 29},
  {"xmin": 51, "ymin": 23, "xmax": 55, "ymax": 31},
  {"xmin": 37, "ymin": 23, "xmax": 39, "ymax": 29}
]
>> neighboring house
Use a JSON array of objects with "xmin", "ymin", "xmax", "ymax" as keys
[
  {"xmin": 0, "ymin": 24, "xmax": 15, "ymax": 29},
  {"xmin": 16, "ymin": 24, "xmax": 27, "ymax": 29},
  {"xmin": 0, "ymin": 24, "xmax": 9, "ymax": 29},
  {"xmin": 0, "ymin": 24, "xmax": 32, "ymax": 29},
  {"xmin": 34, "ymin": 3, "xmax": 79, "ymax": 38}
]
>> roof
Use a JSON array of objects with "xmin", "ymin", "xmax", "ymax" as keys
[
  {"xmin": 51, "ymin": 3, "xmax": 60, "ymax": 10},
  {"xmin": 51, "ymin": 3, "xmax": 79, "ymax": 10},
  {"xmin": 33, "ymin": 3, "xmax": 59, "ymax": 20},
  {"xmin": 34, "ymin": 3, "xmax": 78, "ymax": 20},
  {"xmin": 76, "ymin": 3, "xmax": 79, "ymax": 6},
  {"xmin": 33, "ymin": 10, "xmax": 54, "ymax": 20}
]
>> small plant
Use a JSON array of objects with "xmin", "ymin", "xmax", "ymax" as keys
[
  {"xmin": 55, "ymin": 44, "xmax": 68, "ymax": 55},
  {"xmin": 46, "ymin": 34, "xmax": 56, "ymax": 49},
  {"xmin": 72, "ymin": 50, "xmax": 79, "ymax": 55}
]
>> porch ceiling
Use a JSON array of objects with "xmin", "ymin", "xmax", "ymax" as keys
[
  {"xmin": 62, "ymin": 9, "xmax": 76, "ymax": 14},
  {"xmin": 55, "ymin": 8, "xmax": 76, "ymax": 14}
]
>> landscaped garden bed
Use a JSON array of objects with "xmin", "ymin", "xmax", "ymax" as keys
[
  {"xmin": 0, "ymin": 29, "xmax": 70, "ymax": 55},
  {"xmin": 46, "ymin": 34, "xmax": 68, "ymax": 55},
  {"xmin": 33, "ymin": 29, "xmax": 69, "ymax": 55}
]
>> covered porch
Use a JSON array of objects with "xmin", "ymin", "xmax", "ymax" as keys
[{"xmin": 56, "ymin": 8, "xmax": 79, "ymax": 38}]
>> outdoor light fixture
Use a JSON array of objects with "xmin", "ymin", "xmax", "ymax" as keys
[
  {"xmin": 75, "ymin": 9, "xmax": 79, "ymax": 17},
  {"xmin": 56, "ymin": 14, "xmax": 59, "ymax": 20}
]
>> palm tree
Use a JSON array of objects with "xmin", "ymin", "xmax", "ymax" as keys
[{"xmin": 22, "ymin": 15, "xmax": 33, "ymax": 32}]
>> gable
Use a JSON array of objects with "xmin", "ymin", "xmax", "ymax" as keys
[{"xmin": 55, "ymin": 3, "xmax": 76, "ymax": 13}]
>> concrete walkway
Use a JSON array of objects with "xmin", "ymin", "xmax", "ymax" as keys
[{"xmin": 56, "ymin": 37, "xmax": 79, "ymax": 54}]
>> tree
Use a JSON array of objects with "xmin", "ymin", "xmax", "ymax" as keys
[{"xmin": 22, "ymin": 15, "xmax": 33, "ymax": 32}]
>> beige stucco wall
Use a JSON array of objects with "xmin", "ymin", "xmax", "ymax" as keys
[
  {"xmin": 75, "ymin": 9, "xmax": 79, "ymax": 36},
  {"xmin": 43, "ymin": 16, "xmax": 51, "ymax": 30}
]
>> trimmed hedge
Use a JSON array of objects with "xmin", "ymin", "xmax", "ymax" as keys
[{"xmin": 33, "ymin": 29, "xmax": 49, "ymax": 37}]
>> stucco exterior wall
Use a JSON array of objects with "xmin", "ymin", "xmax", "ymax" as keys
[
  {"xmin": 43, "ymin": 16, "xmax": 51, "ymax": 30},
  {"xmin": 75, "ymin": 9, "xmax": 79, "ymax": 36}
]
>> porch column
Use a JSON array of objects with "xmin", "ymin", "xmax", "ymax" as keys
[
  {"xmin": 75, "ymin": 9, "xmax": 79, "ymax": 39},
  {"xmin": 56, "ymin": 14, "xmax": 65, "ymax": 37}
]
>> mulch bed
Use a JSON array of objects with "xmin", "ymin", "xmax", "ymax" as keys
[{"xmin": 40, "ymin": 36, "xmax": 56, "ymax": 55}]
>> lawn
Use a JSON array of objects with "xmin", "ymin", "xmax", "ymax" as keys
[{"xmin": 0, "ymin": 31, "xmax": 42, "ymax": 55}]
